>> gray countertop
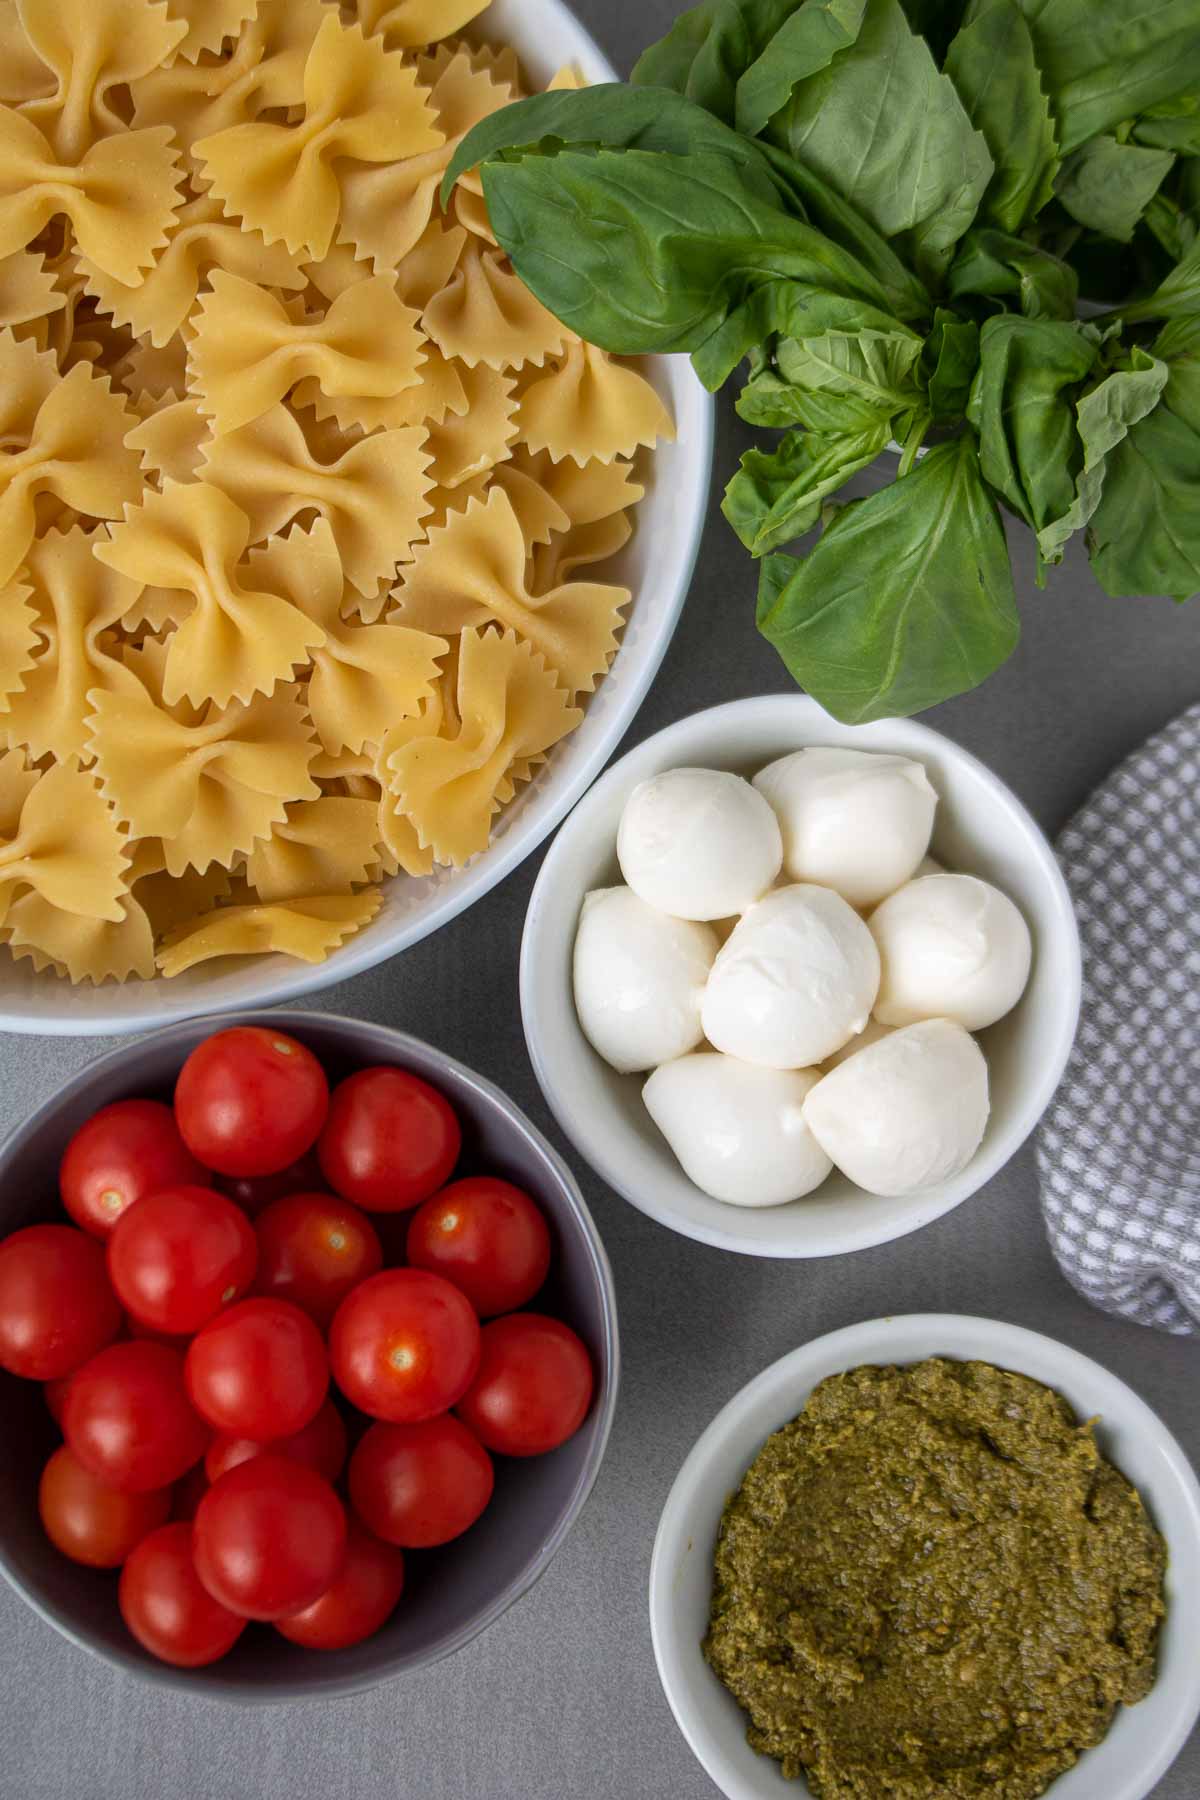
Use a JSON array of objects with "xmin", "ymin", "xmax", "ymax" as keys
[{"xmin": 3, "ymin": 5, "xmax": 1200, "ymax": 1795}]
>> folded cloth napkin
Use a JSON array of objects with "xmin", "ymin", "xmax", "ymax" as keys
[{"xmin": 1037, "ymin": 701, "xmax": 1200, "ymax": 1335}]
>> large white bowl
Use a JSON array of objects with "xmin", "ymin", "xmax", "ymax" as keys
[
  {"xmin": 520, "ymin": 696, "xmax": 1081, "ymax": 1258},
  {"xmin": 650, "ymin": 1313, "xmax": 1200, "ymax": 1800},
  {"xmin": 1, "ymin": 0, "xmax": 713, "ymax": 1036}
]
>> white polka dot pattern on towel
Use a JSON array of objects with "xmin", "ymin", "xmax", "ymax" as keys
[{"xmin": 1037, "ymin": 701, "xmax": 1200, "ymax": 1335}]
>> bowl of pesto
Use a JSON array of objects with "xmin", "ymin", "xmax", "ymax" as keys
[{"xmin": 649, "ymin": 1314, "xmax": 1200, "ymax": 1800}]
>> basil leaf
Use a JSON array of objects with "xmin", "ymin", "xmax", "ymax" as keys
[
  {"xmin": 1155, "ymin": 313, "xmax": 1200, "ymax": 430},
  {"xmin": 630, "ymin": 3, "xmax": 717, "ymax": 95},
  {"xmin": 947, "ymin": 226, "xmax": 1078, "ymax": 317},
  {"xmin": 443, "ymin": 84, "xmax": 783, "ymax": 207},
  {"xmin": 1055, "ymin": 135, "xmax": 1176, "ymax": 241},
  {"xmin": 757, "ymin": 142, "xmax": 933, "ymax": 320},
  {"xmin": 1143, "ymin": 191, "xmax": 1198, "ymax": 262},
  {"xmin": 966, "ymin": 315, "xmax": 1098, "ymax": 547},
  {"xmin": 735, "ymin": 0, "xmax": 868, "ymax": 137},
  {"xmin": 757, "ymin": 551, "xmax": 799, "ymax": 621},
  {"xmin": 765, "ymin": 0, "xmax": 993, "ymax": 286},
  {"xmin": 757, "ymin": 436, "xmax": 1020, "ymax": 722},
  {"xmin": 693, "ymin": 281, "xmax": 916, "ymax": 389},
  {"xmin": 772, "ymin": 328, "xmax": 925, "ymax": 431},
  {"xmin": 1133, "ymin": 94, "xmax": 1200, "ymax": 155},
  {"xmin": 631, "ymin": 0, "xmax": 809, "ymax": 124},
  {"xmin": 1088, "ymin": 402, "xmax": 1200, "ymax": 599},
  {"xmin": 481, "ymin": 148, "xmax": 897, "ymax": 353},
  {"xmin": 924, "ymin": 309, "xmax": 981, "ymax": 418},
  {"xmin": 1010, "ymin": 0, "xmax": 1200, "ymax": 154},
  {"xmin": 1035, "ymin": 347, "xmax": 1169, "ymax": 561},
  {"xmin": 1120, "ymin": 234, "xmax": 1200, "ymax": 321},
  {"xmin": 723, "ymin": 424, "xmax": 892, "ymax": 553},
  {"xmin": 944, "ymin": 0, "xmax": 1059, "ymax": 233}
]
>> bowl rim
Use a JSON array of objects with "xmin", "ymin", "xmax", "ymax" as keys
[
  {"xmin": 0, "ymin": 1009, "xmax": 621, "ymax": 1703},
  {"xmin": 0, "ymin": 0, "xmax": 715, "ymax": 1040},
  {"xmin": 520, "ymin": 694, "xmax": 1083, "ymax": 1258},
  {"xmin": 648, "ymin": 1311, "xmax": 1200, "ymax": 1800}
]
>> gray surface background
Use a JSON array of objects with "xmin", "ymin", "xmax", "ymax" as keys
[{"xmin": 3, "ymin": 3, "xmax": 1200, "ymax": 1794}]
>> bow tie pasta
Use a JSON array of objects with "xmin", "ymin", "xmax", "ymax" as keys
[{"xmin": 0, "ymin": 0, "xmax": 672, "ymax": 987}]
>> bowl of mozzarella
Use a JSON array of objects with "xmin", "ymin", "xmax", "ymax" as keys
[{"xmin": 520, "ymin": 697, "xmax": 1082, "ymax": 1257}]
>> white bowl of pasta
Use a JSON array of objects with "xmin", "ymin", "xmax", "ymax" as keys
[{"xmin": 0, "ymin": 0, "xmax": 713, "ymax": 1035}]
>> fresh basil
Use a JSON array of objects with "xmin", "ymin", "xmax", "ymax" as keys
[
  {"xmin": 723, "ymin": 423, "xmax": 892, "ymax": 552},
  {"xmin": 967, "ymin": 315, "xmax": 1098, "ymax": 557},
  {"xmin": 757, "ymin": 438, "xmax": 1020, "ymax": 722},
  {"xmin": 1055, "ymin": 136, "xmax": 1176, "ymax": 242},
  {"xmin": 765, "ymin": 0, "xmax": 993, "ymax": 286},
  {"xmin": 945, "ymin": 0, "xmax": 1059, "ymax": 234},
  {"xmin": 454, "ymin": 0, "xmax": 1200, "ymax": 724}
]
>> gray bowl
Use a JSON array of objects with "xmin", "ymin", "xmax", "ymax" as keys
[{"xmin": 0, "ymin": 1011, "xmax": 619, "ymax": 1702}]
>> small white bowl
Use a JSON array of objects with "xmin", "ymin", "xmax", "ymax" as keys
[
  {"xmin": 0, "ymin": 0, "xmax": 714, "ymax": 1037},
  {"xmin": 520, "ymin": 696, "xmax": 1081, "ymax": 1258},
  {"xmin": 649, "ymin": 1313, "xmax": 1200, "ymax": 1800}
]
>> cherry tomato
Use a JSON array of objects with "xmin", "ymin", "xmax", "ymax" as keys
[
  {"xmin": 0, "ymin": 1224, "xmax": 122, "ymax": 1380},
  {"xmin": 64, "ymin": 1342, "xmax": 209, "ymax": 1492},
  {"xmin": 456, "ymin": 1314, "xmax": 594, "ymax": 1458},
  {"xmin": 330, "ymin": 1269, "xmax": 480, "ymax": 1424},
  {"xmin": 193, "ymin": 1454, "xmax": 347, "ymax": 1621},
  {"xmin": 406, "ymin": 1177, "xmax": 551, "ymax": 1317},
  {"xmin": 175, "ymin": 1028, "xmax": 329, "ymax": 1179},
  {"xmin": 60, "ymin": 1100, "xmax": 205, "ymax": 1239},
  {"xmin": 318, "ymin": 1068, "xmax": 460, "ymax": 1212},
  {"xmin": 349, "ymin": 1416, "xmax": 494, "ymax": 1549},
  {"xmin": 185, "ymin": 1298, "xmax": 328, "ymax": 1440},
  {"xmin": 108, "ymin": 1186, "xmax": 257, "ymax": 1335},
  {"xmin": 215, "ymin": 1153, "xmax": 324, "ymax": 1217},
  {"xmin": 39, "ymin": 1445, "xmax": 171, "ymax": 1568},
  {"xmin": 205, "ymin": 1398, "xmax": 347, "ymax": 1485},
  {"xmin": 275, "ymin": 1520, "xmax": 404, "ymax": 1651},
  {"xmin": 172, "ymin": 1463, "xmax": 209, "ymax": 1523},
  {"xmin": 254, "ymin": 1192, "xmax": 382, "ymax": 1329},
  {"xmin": 120, "ymin": 1523, "xmax": 245, "ymax": 1667},
  {"xmin": 44, "ymin": 1374, "xmax": 72, "ymax": 1425}
]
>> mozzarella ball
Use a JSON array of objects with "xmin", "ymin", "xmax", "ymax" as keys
[
  {"xmin": 573, "ymin": 887, "xmax": 718, "ymax": 1074},
  {"xmin": 643, "ymin": 1055, "xmax": 831, "ymax": 1207},
  {"xmin": 822, "ymin": 1017, "xmax": 894, "ymax": 1071},
  {"xmin": 870, "ymin": 873, "xmax": 1032, "ymax": 1031},
  {"xmin": 701, "ymin": 884, "xmax": 880, "ymax": 1069},
  {"xmin": 753, "ymin": 748, "xmax": 937, "ymax": 909},
  {"xmin": 802, "ymin": 1019, "xmax": 989, "ymax": 1196},
  {"xmin": 617, "ymin": 767, "xmax": 782, "ymax": 921}
]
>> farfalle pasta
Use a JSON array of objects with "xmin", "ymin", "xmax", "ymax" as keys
[{"xmin": 0, "ymin": 1, "xmax": 668, "ymax": 987}]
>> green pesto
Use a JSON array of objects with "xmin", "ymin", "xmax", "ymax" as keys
[{"xmin": 705, "ymin": 1358, "xmax": 1166, "ymax": 1799}]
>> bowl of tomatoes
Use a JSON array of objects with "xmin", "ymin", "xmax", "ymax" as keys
[{"xmin": 0, "ymin": 1012, "xmax": 618, "ymax": 1700}]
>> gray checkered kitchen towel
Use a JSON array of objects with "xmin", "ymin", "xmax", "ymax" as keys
[{"xmin": 1037, "ymin": 701, "xmax": 1200, "ymax": 1335}]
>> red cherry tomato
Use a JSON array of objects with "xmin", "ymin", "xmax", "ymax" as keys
[
  {"xmin": 275, "ymin": 1520, "xmax": 404, "ymax": 1651},
  {"xmin": 329, "ymin": 1269, "xmax": 480, "ymax": 1424},
  {"xmin": 0, "ymin": 1224, "xmax": 122, "ymax": 1380},
  {"xmin": 205, "ymin": 1398, "xmax": 347, "ymax": 1485},
  {"xmin": 172, "ymin": 1463, "xmax": 209, "ymax": 1523},
  {"xmin": 174, "ymin": 1028, "xmax": 329, "ymax": 1179},
  {"xmin": 39, "ymin": 1445, "xmax": 172, "ymax": 1568},
  {"xmin": 120, "ymin": 1523, "xmax": 245, "ymax": 1667},
  {"xmin": 406, "ymin": 1177, "xmax": 552, "ymax": 1317},
  {"xmin": 64, "ymin": 1342, "xmax": 209, "ymax": 1492},
  {"xmin": 193, "ymin": 1455, "xmax": 347, "ymax": 1621},
  {"xmin": 317, "ymin": 1068, "xmax": 460, "ymax": 1212},
  {"xmin": 44, "ymin": 1374, "xmax": 72, "ymax": 1425},
  {"xmin": 185, "ymin": 1298, "xmax": 328, "ymax": 1440},
  {"xmin": 59, "ymin": 1100, "xmax": 206, "ymax": 1240},
  {"xmin": 254, "ymin": 1192, "xmax": 382, "ymax": 1329},
  {"xmin": 108, "ymin": 1186, "xmax": 257, "ymax": 1335},
  {"xmin": 456, "ymin": 1314, "xmax": 594, "ymax": 1458},
  {"xmin": 215, "ymin": 1153, "xmax": 324, "ymax": 1217},
  {"xmin": 349, "ymin": 1416, "xmax": 494, "ymax": 1548}
]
